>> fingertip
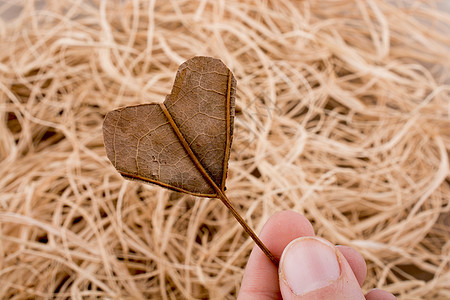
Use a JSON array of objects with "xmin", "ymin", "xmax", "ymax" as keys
[
  {"xmin": 279, "ymin": 237, "xmax": 340, "ymax": 296},
  {"xmin": 259, "ymin": 210, "xmax": 315, "ymax": 256},
  {"xmin": 279, "ymin": 237, "xmax": 365, "ymax": 299},
  {"xmin": 365, "ymin": 289, "xmax": 397, "ymax": 300}
]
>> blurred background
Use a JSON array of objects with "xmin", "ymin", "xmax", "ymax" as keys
[{"xmin": 0, "ymin": 0, "xmax": 449, "ymax": 299}]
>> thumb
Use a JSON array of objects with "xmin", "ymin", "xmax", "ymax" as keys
[{"xmin": 279, "ymin": 237, "xmax": 364, "ymax": 300}]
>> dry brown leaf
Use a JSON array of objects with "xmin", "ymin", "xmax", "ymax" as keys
[{"xmin": 103, "ymin": 56, "xmax": 278, "ymax": 265}]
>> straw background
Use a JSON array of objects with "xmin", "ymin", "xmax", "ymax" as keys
[{"xmin": 0, "ymin": 0, "xmax": 449, "ymax": 299}]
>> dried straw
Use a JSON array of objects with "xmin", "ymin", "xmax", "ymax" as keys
[{"xmin": 0, "ymin": 0, "xmax": 449, "ymax": 299}]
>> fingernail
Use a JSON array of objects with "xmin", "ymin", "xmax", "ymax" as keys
[{"xmin": 280, "ymin": 237, "xmax": 341, "ymax": 295}]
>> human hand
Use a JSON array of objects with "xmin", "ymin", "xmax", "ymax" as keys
[{"xmin": 238, "ymin": 211, "xmax": 396, "ymax": 300}]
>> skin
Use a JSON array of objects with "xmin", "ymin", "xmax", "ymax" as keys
[{"xmin": 238, "ymin": 211, "xmax": 396, "ymax": 300}]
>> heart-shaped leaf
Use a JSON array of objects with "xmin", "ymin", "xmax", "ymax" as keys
[
  {"xmin": 103, "ymin": 56, "xmax": 278, "ymax": 266},
  {"xmin": 103, "ymin": 56, "xmax": 235, "ymax": 197}
]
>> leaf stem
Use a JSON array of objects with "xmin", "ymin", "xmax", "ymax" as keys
[{"xmin": 215, "ymin": 189, "xmax": 279, "ymax": 267}]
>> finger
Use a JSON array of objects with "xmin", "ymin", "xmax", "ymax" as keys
[
  {"xmin": 279, "ymin": 237, "xmax": 365, "ymax": 300},
  {"xmin": 336, "ymin": 245, "xmax": 367, "ymax": 286},
  {"xmin": 365, "ymin": 289, "xmax": 397, "ymax": 300},
  {"xmin": 238, "ymin": 211, "xmax": 315, "ymax": 300}
]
